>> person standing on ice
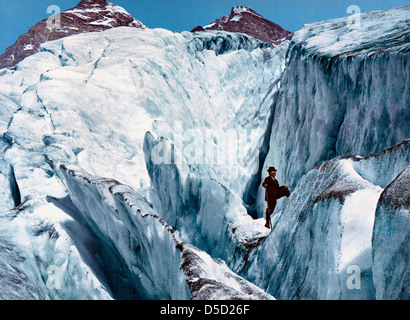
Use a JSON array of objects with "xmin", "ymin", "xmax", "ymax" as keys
[{"xmin": 262, "ymin": 166, "xmax": 290, "ymax": 229}]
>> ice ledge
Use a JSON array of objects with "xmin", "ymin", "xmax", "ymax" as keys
[{"xmin": 292, "ymin": 6, "xmax": 410, "ymax": 58}]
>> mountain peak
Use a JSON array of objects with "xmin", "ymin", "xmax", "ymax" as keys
[
  {"xmin": 230, "ymin": 6, "xmax": 261, "ymax": 17},
  {"xmin": 0, "ymin": 0, "xmax": 145, "ymax": 69},
  {"xmin": 192, "ymin": 6, "xmax": 293, "ymax": 46},
  {"xmin": 77, "ymin": 0, "xmax": 108, "ymax": 7}
]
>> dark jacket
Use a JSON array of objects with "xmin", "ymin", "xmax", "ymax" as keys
[
  {"xmin": 262, "ymin": 176, "xmax": 279, "ymax": 202},
  {"xmin": 262, "ymin": 176, "xmax": 290, "ymax": 202}
]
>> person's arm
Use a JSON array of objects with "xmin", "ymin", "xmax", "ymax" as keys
[{"xmin": 262, "ymin": 177, "xmax": 269, "ymax": 188}]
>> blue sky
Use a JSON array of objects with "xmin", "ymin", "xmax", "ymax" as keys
[{"xmin": 0, "ymin": 0, "xmax": 408, "ymax": 54}]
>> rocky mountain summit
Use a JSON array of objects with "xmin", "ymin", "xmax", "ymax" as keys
[
  {"xmin": 0, "ymin": 0, "xmax": 145, "ymax": 69},
  {"xmin": 191, "ymin": 6, "xmax": 293, "ymax": 46}
]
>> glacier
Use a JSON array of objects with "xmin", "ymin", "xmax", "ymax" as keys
[
  {"xmin": 0, "ymin": 26, "xmax": 283, "ymax": 299},
  {"xmin": 0, "ymin": 27, "xmax": 285, "ymax": 197},
  {"xmin": 142, "ymin": 7, "xmax": 410, "ymax": 300},
  {"xmin": 259, "ymin": 6, "xmax": 409, "ymax": 207},
  {"xmin": 0, "ymin": 5, "xmax": 409, "ymax": 300},
  {"xmin": 143, "ymin": 131, "xmax": 271, "ymax": 273},
  {"xmin": 51, "ymin": 160, "xmax": 273, "ymax": 300},
  {"xmin": 247, "ymin": 6, "xmax": 410, "ymax": 299}
]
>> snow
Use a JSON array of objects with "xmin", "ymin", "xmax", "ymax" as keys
[
  {"xmin": 89, "ymin": 17, "xmax": 117, "ymax": 27},
  {"xmin": 339, "ymin": 187, "xmax": 382, "ymax": 270},
  {"xmin": 0, "ymin": 174, "xmax": 112, "ymax": 299},
  {"xmin": 203, "ymin": 23, "xmax": 216, "ymax": 29},
  {"xmin": 337, "ymin": 159, "xmax": 383, "ymax": 272},
  {"xmin": 233, "ymin": 6, "xmax": 249, "ymax": 15},
  {"xmin": 106, "ymin": 3, "xmax": 132, "ymax": 16},
  {"xmin": 69, "ymin": 12, "xmax": 90, "ymax": 20},
  {"xmin": 52, "ymin": 162, "xmax": 190, "ymax": 299},
  {"xmin": 0, "ymin": 26, "xmax": 284, "ymax": 299},
  {"xmin": 51, "ymin": 161, "xmax": 274, "ymax": 300},
  {"xmin": 180, "ymin": 243, "xmax": 274, "ymax": 300},
  {"xmin": 0, "ymin": 5, "xmax": 408, "ymax": 300},
  {"xmin": 205, "ymin": 6, "xmax": 263, "ymax": 28},
  {"xmin": 232, "ymin": 6, "xmax": 261, "ymax": 17},
  {"xmin": 292, "ymin": 6, "xmax": 410, "ymax": 57},
  {"xmin": 64, "ymin": 2, "xmax": 146, "ymax": 29},
  {"xmin": 23, "ymin": 44, "xmax": 34, "ymax": 51},
  {"xmin": 230, "ymin": 15, "xmax": 241, "ymax": 22},
  {"xmin": 0, "ymin": 94, "xmax": 17, "ymax": 134},
  {"xmin": 143, "ymin": 132, "xmax": 272, "ymax": 272}
]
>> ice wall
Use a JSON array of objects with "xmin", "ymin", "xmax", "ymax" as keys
[
  {"xmin": 372, "ymin": 166, "xmax": 409, "ymax": 300},
  {"xmin": 52, "ymin": 161, "xmax": 190, "ymax": 299},
  {"xmin": 143, "ymin": 132, "xmax": 271, "ymax": 272},
  {"xmin": 259, "ymin": 6, "xmax": 410, "ymax": 217},
  {"xmin": 0, "ymin": 7, "xmax": 408, "ymax": 300},
  {"xmin": 0, "ymin": 139, "xmax": 112, "ymax": 300},
  {"xmin": 52, "ymin": 160, "xmax": 274, "ymax": 300},
  {"xmin": 249, "ymin": 7, "xmax": 410, "ymax": 298}
]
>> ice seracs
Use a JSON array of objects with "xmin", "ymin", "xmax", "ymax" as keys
[
  {"xmin": 0, "ymin": 19, "xmax": 285, "ymax": 299},
  {"xmin": 258, "ymin": 6, "xmax": 410, "ymax": 217},
  {"xmin": 51, "ymin": 160, "xmax": 274, "ymax": 300},
  {"xmin": 0, "ymin": 3, "xmax": 408, "ymax": 300},
  {"xmin": 143, "ymin": 132, "xmax": 271, "ymax": 273}
]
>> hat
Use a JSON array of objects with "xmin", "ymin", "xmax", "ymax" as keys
[{"xmin": 267, "ymin": 166, "xmax": 277, "ymax": 172}]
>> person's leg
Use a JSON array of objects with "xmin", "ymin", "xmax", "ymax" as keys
[
  {"xmin": 265, "ymin": 200, "xmax": 276, "ymax": 228},
  {"xmin": 265, "ymin": 208, "xmax": 270, "ymax": 228}
]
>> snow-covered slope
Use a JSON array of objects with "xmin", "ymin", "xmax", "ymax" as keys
[
  {"xmin": 1, "ymin": 27, "xmax": 285, "ymax": 195},
  {"xmin": 0, "ymin": 152, "xmax": 112, "ymax": 299}
]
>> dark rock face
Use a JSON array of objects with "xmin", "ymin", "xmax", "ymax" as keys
[
  {"xmin": 192, "ymin": 6, "xmax": 293, "ymax": 46},
  {"xmin": 0, "ymin": 0, "xmax": 145, "ymax": 69},
  {"xmin": 378, "ymin": 166, "xmax": 410, "ymax": 211},
  {"xmin": 191, "ymin": 25, "xmax": 205, "ymax": 33}
]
